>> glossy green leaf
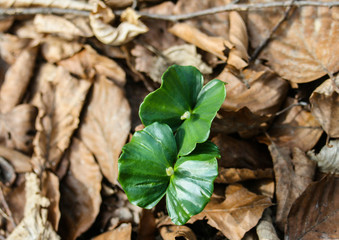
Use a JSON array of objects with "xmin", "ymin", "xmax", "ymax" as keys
[
  {"xmin": 118, "ymin": 122, "xmax": 177, "ymax": 209},
  {"xmin": 167, "ymin": 141, "xmax": 219, "ymax": 225},
  {"xmin": 139, "ymin": 65, "xmax": 226, "ymax": 156}
]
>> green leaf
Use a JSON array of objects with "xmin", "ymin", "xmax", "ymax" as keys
[
  {"xmin": 118, "ymin": 122, "xmax": 177, "ymax": 209},
  {"xmin": 139, "ymin": 65, "xmax": 226, "ymax": 156},
  {"xmin": 167, "ymin": 141, "xmax": 219, "ymax": 225}
]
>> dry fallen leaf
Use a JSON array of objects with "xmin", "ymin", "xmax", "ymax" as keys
[
  {"xmin": 58, "ymin": 138, "xmax": 102, "ymax": 240},
  {"xmin": 78, "ymin": 75, "xmax": 131, "ymax": 185},
  {"xmin": 308, "ymin": 139, "xmax": 339, "ymax": 174},
  {"xmin": 256, "ymin": 209, "xmax": 279, "ymax": 240},
  {"xmin": 7, "ymin": 173, "xmax": 60, "ymax": 240},
  {"xmin": 286, "ymin": 175, "xmax": 339, "ymax": 239},
  {"xmin": 31, "ymin": 64, "xmax": 91, "ymax": 172},
  {"xmin": 0, "ymin": 46, "xmax": 38, "ymax": 113},
  {"xmin": 0, "ymin": 18, "xmax": 14, "ymax": 32},
  {"xmin": 310, "ymin": 76, "xmax": 339, "ymax": 138},
  {"xmin": 93, "ymin": 223, "xmax": 132, "ymax": 240},
  {"xmin": 0, "ymin": 34, "xmax": 30, "ymax": 64},
  {"xmin": 0, "ymin": 145, "xmax": 31, "ymax": 172},
  {"xmin": 58, "ymin": 45, "xmax": 126, "ymax": 86},
  {"xmin": 247, "ymin": 1, "xmax": 339, "ymax": 83},
  {"xmin": 216, "ymin": 168, "xmax": 273, "ymax": 184},
  {"xmin": 0, "ymin": 104, "xmax": 38, "ymax": 153},
  {"xmin": 0, "ymin": 0, "xmax": 93, "ymax": 10},
  {"xmin": 268, "ymin": 144, "xmax": 316, "ymax": 230},
  {"xmin": 160, "ymin": 225, "xmax": 197, "ymax": 240},
  {"xmin": 0, "ymin": 156, "xmax": 16, "ymax": 186},
  {"xmin": 191, "ymin": 184, "xmax": 272, "ymax": 240}
]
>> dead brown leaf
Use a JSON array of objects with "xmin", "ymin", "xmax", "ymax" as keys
[
  {"xmin": 0, "ymin": 104, "xmax": 38, "ymax": 153},
  {"xmin": 256, "ymin": 209, "xmax": 279, "ymax": 240},
  {"xmin": 0, "ymin": 156, "xmax": 16, "ymax": 186},
  {"xmin": 58, "ymin": 138, "xmax": 102, "ymax": 240},
  {"xmin": 191, "ymin": 184, "xmax": 272, "ymax": 240},
  {"xmin": 93, "ymin": 223, "xmax": 132, "ymax": 240},
  {"xmin": 58, "ymin": 45, "xmax": 126, "ymax": 86},
  {"xmin": 160, "ymin": 225, "xmax": 197, "ymax": 240},
  {"xmin": 137, "ymin": 209, "xmax": 156, "ymax": 240},
  {"xmin": 78, "ymin": 75, "xmax": 131, "ymax": 185},
  {"xmin": 268, "ymin": 144, "xmax": 316, "ymax": 230},
  {"xmin": 286, "ymin": 175, "xmax": 339, "ymax": 239},
  {"xmin": 31, "ymin": 64, "xmax": 91, "ymax": 172},
  {"xmin": 216, "ymin": 168, "xmax": 273, "ymax": 184},
  {"xmin": 0, "ymin": 18, "xmax": 14, "ymax": 32},
  {"xmin": 247, "ymin": 1, "xmax": 339, "ymax": 83},
  {"xmin": 41, "ymin": 36, "xmax": 83, "ymax": 63},
  {"xmin": 0, "ymin": 46, "xmax": 38, "ymax": 113},
  {"xmin": 0, "ymin": 34, "xmax": 30, "ymax": 64},
  {"xmin": 310, "ymin": 77, "xmax": 339, "ymax": 138}
]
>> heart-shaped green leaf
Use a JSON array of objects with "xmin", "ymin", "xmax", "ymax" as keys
[
  {"xmin": 139, "ymin": 65, "xmax": 226, "ymax": 156},
  {"xmin": 118, "ymin": 123, "xmax": 219, "ymax": 224}
]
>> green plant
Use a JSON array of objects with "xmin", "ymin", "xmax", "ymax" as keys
[{"xmin": 118, "ymin": 65, "xmax": 226, "ymax": 225}]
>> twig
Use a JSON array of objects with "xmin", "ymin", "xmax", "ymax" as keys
[
  {"xmin": 249, "ymin": 0, "xmax": 295, "ymax": 63},
  {"xmin": 275, "ymin": 101, "xmax": 308, "ymax": 116}
]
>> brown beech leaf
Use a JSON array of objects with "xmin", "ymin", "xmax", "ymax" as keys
[
  {"xmin": 0, "ymin": 34, "xmax": 31, "ymax": 64},
  {"xmin": 191, "ymin": 184, "xmax": 272, "ymax": 240},
  {"xmin": 256, "ymin": 209, "xmax": 279, "ymax": 240},
  {"xmin": 58, "ymin": 45, "xmax": 126, "ymax": 86},
  {"xmin": 247, "ymin": 1, "xmax": 339, "ymax": 83},
  {"xmin": 137, "ymin": 209, "xmax": 156, "ymax": 240},
  {"xmin": 268, "ymin": 144, "xmax": 316, "ymax": 230},
  {"xmin": 41, "ymin": 36, "xmax": 83, "ymax": 63},
  {"xmin": 0, "ymin": 156, "xmax": 16, "ymax": 186},
  {"xmin": 0, "ymin": 104, "xmax": 38, "ymax": 153},
  {"xmin": 7, "ymin": 173, "xmax": 60, "ymax": 240},
  {"xmin": 286, "ymin": 175, "xmax": 339, "ymax": 239},
  {"xmin": 93, "ymin": 223, "xmax": 132, "ymax": 240},
  {"xmin": 310, "ymin": 77, "xmax": 339, "ymax": 138},
  {"xmin": 0, "ymin": 18, "xmax": 14, "ymax": 32},
  {"xmin": 160, "ymin": 225, "xmax": 197, "ymax": 240},
  {"xmin": 216, "ymin": 168, "xmax": 273, "ymax": 184},
  {"xmin": 308, "ymin": 139, "xmax": 339, "ymax": 174},
  {"xmin": 58, "ymin": 138, "xmax": 102, "ymax": 240},
  {"xmin": 260, "ymin": 98, "xmax": 323, "ymax": 153},
  {"xmin": 0, "ymin": 46, "xmax": 38, "ymax": 113},
  {"xmin": 78, "ymin": 75, "xmax": 131, "ymax": 185},
  {"xmin": 31, "ymin": 64, "xmax": 91, "ymax": 172}
]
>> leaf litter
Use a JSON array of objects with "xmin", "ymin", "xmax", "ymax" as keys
[{"xmin": 0, "ymin": 0, "xmax": 338, "ymax": 239}]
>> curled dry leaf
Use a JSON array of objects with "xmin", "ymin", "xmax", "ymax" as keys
[
  {"xmin": 268, "ymin": 144, "xmax": 316, "ymax": 230},
  {"xmin": 0, "ymin": 145, "xmax": 31, "ymax": 172},
  {"xmin": 7, "ymin": 173, "xmax": 60, "ymax": 240},
  {"xmin": 0, "ymin": 46, "xmax": 38, "ymax": 113},
  {"xmin": 90, "ymin": 3, "xmax": 148, "ymax": 46},
  {"xmin": 160, "ymin": 225, "xmax": 197, "ymax": 240},
  {"xmin": 191, "ymin": 184, "xmax": 272, "ymax": 240},
  {"xmin": 0, "ymin": 34, "xmax": 30, "ymax": 64},
  {"xmin": 308, "ymin": 139, "xmax": 339, "ymax": 174},
  {"xmin": 0, "ymin": 104, "xmax": 38, "ymax": 153},
  {"xmin": 78, "ymin": 75, "xmax": 131, "ymax": 185},
  {"xmin": 260, "ymin": 98, "xmax": 323, "ymax": 153},
  {"xmin": 256, "ymin": 209, "xmax": 279, "ymax": 240},
  {"xmin": 93, "ymin": 223, "xmax": 132, "ymax": 240},
  {"xmin": 247, "ymin": 1, "xmax": 339, "ymax": 83},
  {"xmin": 34, "ymin": 14, "xmax": 93, "ymax": 39},
  {"xmin": 41, "ymin": 36, "xmax": 83, "ymax": 63},
  {"xmin": 286, "ymin": 175, "xmax": 339, "ymax": 240},
  {"xmin": 31, "ymin": 64, "xmax": 91, "ymax": 172},
  {"xmin": 104, "ymin": 0, "xmax": 133, "ymax": 8},
  {"xmin": 137, "ymin": 209, "xmax": 156, "ymax": 240},
  {"xmin": 58, "ymin": 138, "xmax": 102, "ymax": 240},
  {"xmin": 216, "ymin": 168, "xmax": 273, "ymax": 184},
  {"xmin": 0, "ymin": 0, "xmax": 93, "ymax": 11},
  {"xmin": 0, "ymin": 156, "xmax": 16, "ymax": 186},
  {"xmin": 58, "ymin": 45, "xmax": 126, "ymax": 86},
  {"xmin": 0, "ymin": 18, "xmax": 14, "ymax": 32},
  {"xmin": 310, "ymin": 76, "xmax": 339, "ymax": 138}
]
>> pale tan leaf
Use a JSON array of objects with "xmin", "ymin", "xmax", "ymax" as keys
[
  {"xmin": 58, "ymin": 45, "xmax": 126, "ymax": 86},
  {"xmin": 168, "ymin": 22, "xmax": 233, "ymax": 61},
  {"xmin": 0, "ymin": 18, "xmax": 14, "ymax": 32},
  {"xmin": 308, "ymin": 139, "xmax": 339, "ymax": 174},
  {"xmin": 34, "ymin": 14, "xmax": 93, "ymax": 39},
  {"xmin": 0, "ymin": 104, "xmax": 38, "ymax": 153},
  {"xmin": 12, "ymin": 19, "xmax": 44, "ymax": 40},
  {"xmin": 104, "ymin": 0, "xmax": 133, "ymax": 8},
  {"xmin": 191, "ymin": 184, "xmax": 272, "ymax": 240},
  {"xmin": 149, "ymin": 44, "xmax": 212, "ymax": 83},
  {"xmin": 90, "ymin": 4, "xmax": 148, "ymax": 46},
  {"xmin": 41, "ymin": 37, "xmax": 83, "ymax": 63},
  {"xmin": 0, "ymin": 46, "xmax": 38, "ymax": 113},
  {"xmin": 0, "ymin": 34, "xmax": 30, "ymax": 64},
  {"xmin": 268, "ymin": 144, "xmax": 316, "ymax": 230},
  {"xmin": 0, "ymin": 0, "xmax": 93, "ymax": 11},
  {"xmin": 310, "ymin": 76, "xmax": 339, "ymax": 138},
  {"xmin": 160, "ymin": 225, "xmax": 197, "ymax": 240},
  {"xmin": 58, "ymin": 138, "xmax": 102, "ymax": 240},
  {"xmin": 7, "ymin": 173, "xmax": 60, "ymax": 240},
  {"xmin": 216, "ymin": 168, "xmax": 273, "ymax": 184},
  {"xmin": 0, "ymin": 145, "xmax": 31, "ymax": 172},
  {"xmin": 78, "ymin": 75, "xmax": 131, "ymax": 184},
  {"xmin": 31, "ymin": 64, "xmax": 91, "ymax": 172},
  {"xmin": 256, "ymin": 209, "xmax": 279, "ymax": 240},
  {"xmin": 93, "ymin": 223, "xmax": 132, "ymax": 240},
  {"xmin": 247, "ymin": 1, "xmax": 339, "ymax": 82}
]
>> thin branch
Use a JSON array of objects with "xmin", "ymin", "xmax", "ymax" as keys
[{"xmin": 274, "ymin": 101, "xmax": 308, "ymax": 116}]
